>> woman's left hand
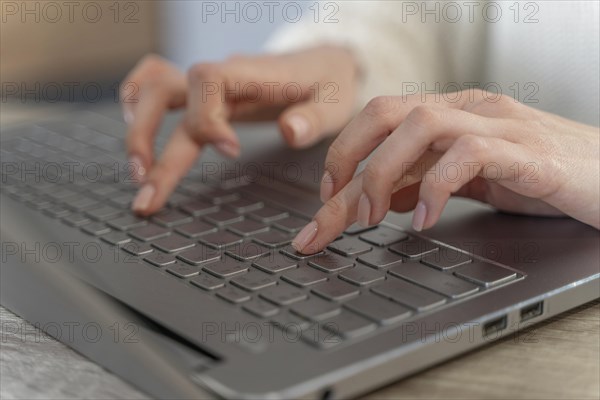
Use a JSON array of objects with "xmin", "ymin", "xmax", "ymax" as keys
[{"xmin": 292, "ymin": 89, "xmax": 600, "ymax": 253}]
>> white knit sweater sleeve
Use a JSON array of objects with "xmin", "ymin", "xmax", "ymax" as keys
[{"xmin": 265, "ymin": 1, "xmax": 486, "ymax": 109}]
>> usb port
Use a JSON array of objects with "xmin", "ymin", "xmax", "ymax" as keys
[
  {"xmin": 483, "ymin": 316, "xmax": 507, "ymax": 337},
  {"xmin": 520, "ymin": 301, "xmax": 543, "ymax": 322}
]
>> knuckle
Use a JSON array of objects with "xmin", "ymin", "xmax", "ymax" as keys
[
  {"xmin": 364, "ymin": 96, "xmax": 396, "ymax": 118},
  {"xmin": 406, "ymin": 105, "xmax": 437, "ymax": 129},
  {"xmin": 187, "ymin": 62, "xmax": 221, "ymax": 82},
  {"xmin": 454, "ymin": 134, "xmax": 488, "ymax": 156}
]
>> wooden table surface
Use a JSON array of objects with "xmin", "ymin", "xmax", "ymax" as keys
[{"xmin": 1, "ymin": 300, "xmax": 598, "ymax": 399}]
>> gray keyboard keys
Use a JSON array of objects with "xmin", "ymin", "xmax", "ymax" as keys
[
  {"xmin": 260, "ymin": 283, "xmax": 308, "ymax": 305},
  {"xmin": 270, "ymin": 311, "xmax": 311, "ymax": 332},
  {"xmin": 227, "ymin": 220, "xmax": 269, "ymax": 236},
  {"xmin": 81, "ymin": 222, "xmax": 111, "ymax": 236},
  {"xmin": 85, "ymin": 205, "xmax": 122, "ymax": 221},
  {"xmin": 252, "ymin": 254, "xmax": 298, "ymax": 274},
  {"xmin": 252, "ymin": 230, "xmax": 293, "ymax": 248},
  {"xmin": 372, "ymin": 277, "xmax": 447, "ymax": 311},
  {"xmin": 272, "ymin": 216, "xmax": 309, "ymax": 233},
  {"xmin": 151, "ymin": 234, "xmax": 196, "ymax": 253},
  {"xmin": 454, "ymin": 262, "xmax": 517, "ymax": 287},
  {"xmin": 226, "ymin": 198, "xmax": 264, "ymax": 213},
  {"xmin": 43, "ymin": 205, "xmax": 71, "ymax": 218},
  {"xmin": 143, "ymin": 252, "xmax": 176, "ymax": 267},
  {"xmin": 216, "ymin": 286, "xmax": 251, "ymax": 303},
  {"xmin": 67, "ymin": 196, "xmax": 98, "ymax": 211},
  {"xmin": 290, "ymin": 297, "xmax": 341, "ymax": 320},
  {"xmin": 107, "ymin": 215, "xmax": 148, "ymax": 231},
  {"xmin": 280, "ymin": 245, "xmax": 324, "ymax": 260},
  {"xmin": 100, "ymin": 231, "xmax": 132, "ymax": 246},
  {"xmin": 190, "ymin": 273, "xmax": 225, "ymax": 291},
  {"xmin": 308, "ymin": 253, "xmax": 354, "ymax": 273},
  {"xmin": 359, "ymin": 227, "xmax": 408, "ymax": 246},
  {"xmin": 311, "ymin": 279, "xmax": 360, "ymax": 301},
  {"xmin": 129, "ymin": 224, "xmax": 171, "ymax": 241},
  {"xmin": 388, "ymin": 263, "xmax": 479, "ymax": 299},
  {"xmin": 199, "ymin": 231, "xmax": 243, "ymax": 249},
  {"xmin": 166, "ymin": 262, "xmax": 201, "ymax": 278},
  {"xmin": 321, "ymin": 310, "xmax": 376, "ymax": 338},
  {"xmin": 203, "ymin": 210, "xmax": 243, "ymax": 226},
  {"xmin": 344, "ymin": 223, "xmax": 376, "ymax": 235},
  {"xmin": 281, "ymin": 267, "xmax": 328, "ymax": 287},
  {"xmin": 249, "ymin": 206, "xmax": 288, "ymax": 223},
  {"xmin": 203, "ymin": 258, "xmax": 248, "ymax": 278},
  {"xmin": 301, "ymin": 325, "xmax": 342, "ymax": 349},
  {"xmin": 174, "ymin": 220, "xmax": 217, "ymax": 238},
  {"xmin": 421, "ymin": 249, "xmax": 473, "ymax": 270},
  {"xmin": 339, "ymin": 266, "xmax": 385, "ymax": 286},
  {"xmin": 179, "ymin": 199, "xmax": 219, "ymax": 216},
  {"xmin": 242, "ymin": 298, "xmax": 280, "ymax": 318},
  {"xmin": 176, "ymin": 245, "xmax": 221, "ymax": 265},
  {"xmin": 327, "ymin": 237, "xmax": 373, "ymax": 257},
  {"xmin": 62, "ymin": 213, "xmax": 90, "ymax": 227},
  {"xmin": 230, "ymin": 270, "xmax": 277, "ymax": 291},
  {"xmin": 344, "ymin": 293, "xmax": 412, "ymax": 325},
  {"xmin": 389, "ymin": 237, "xmax": 438, "ymax": 258},
  {"xmin": 357, "ymin": 250, "xmax": 403, "ymax": 269},
  {"xmin": 224, "ymin": 243, "xmax": 270, "ymax": 261},
  {"xmin": 152, "ymin": 209, "xmax": 193, "ymax": 227},
  {"xmin": 121, "ymin": 241, "xmax": 154, "ymax": 256}
]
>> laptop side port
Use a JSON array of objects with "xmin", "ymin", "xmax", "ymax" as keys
[
  {"xmin": 520, "ymin": 301, "xmax": 544, "ymax": 322},
  {"xmin": 483, "ymin": 315, "xmax": 507, "ymax": 337}
]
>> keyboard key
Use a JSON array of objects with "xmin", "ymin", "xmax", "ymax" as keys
[
  {"xmin": 203, "ymin": 258, "xmax": 248, "ymax": 278},
  {"xmin": 109, "ymin": 193, "xmax": 134, "ymax": 208},
  {"xmin": 100, "ymin": 231, "xmax": 132, "ymax": 246},
  {"xmin": 280, "ymin": 245, "xmax": 324, "ymax": 260},
  {"xmin": 152, "ymin": 209, "xmax": 193, "ymax": 227},
  {"xmin": 357, "ymin": 250, "xmax": 403, "ymax": 269},
  {"xmin": 197, "ymin": 187, "xmax": 240, "ymax": 204},
  {"xmin": 327, "ymin": 237, "xmax": 373, "ymax": 257},
  {"xmin": 203, "ymin": 210, "xmax": 244, "ymax": 226},
  {"xmin": 372, "ymin": 277, "xmax": 447, "ymax": 311},
  {"xmin": 166, "ymin": 262, "xmax": 201, "ymax": 278},
  {"xmin": 270, "ymin": 311, "xmax": 311, "ymax": 332},
  {"xmin": 360, "ymin": 227, "xmax": 408, "ymax": 247},
  {"xmin": 281, "ymin": 267, "xmax": 328, "ymax": 287},
  {"xmin": 174, "ymin": 220, "xmax": 217, "ymax": 238},
  {"xmin": 143, "ymin": 252, "xmax": 176, "ymax": 267},
  {"xmin": 166, "ymin": 192, "xmax": 193, "ymax": 207},
  {"xmin": 176, "ymin": 245, "xmax": 221, "ymax": 265},
  {"xmin": 290, "ymin": 297, "xmax": 341, "ymax": 321},
  {"xmin": 272, "ymin": 216, "xmax": 310, "ymax": 233},
  {"xmin": 62, "ymin": 213, "xmax": 91, "ymax": 227},
  {"xmin": 81, "ymin": 222, "xmax": 111, "ymax": 236},
  {"xmin": 225, "ymin": 198, "xmax": 264, "ymax": 213},
  {"xmin": 225, "ymin": 243, "xmax": 270, "ymax": 261},
  {"xmin": 421, "ymin": 249, "xmax": 472, "ymax": 270},
  {"xmin": 311, "ymin": 279, "xmax": 360, "ymax": 301},
  {"xmin": 301, "ymin": 324, "xmax": 342, "ymax": 349},
  {"xmin": 43, "ymin": 205, "xmax": 71, "ymax": 218},
  {"xmin": 308, "ymin": 253, "xmax": 354, "ymax": 273},
  {"xmin": 248, "ymin": 207, "xmax": 288, "ymax": 223},
  {"xmin": 252, "ymin": 254, "xmax": 298, "ymax": 274},
  {"xmin": 454, "ymin": 262, "xmax": 517, "ymax": 287},
  {"xmin": 107, "ymin": 215, "xmax": 148, "ymax": 231},
  {"xmin": 28, "ymin": 196, "xmax": 52, "ymax": 209},
  {"xmin": 230, "ymin": 270, "xmax": 277, "ymax": 291},
  {"xmin": 252, "ymin": 230, "xmax": 293, "ymax": 248},
  {"xmin": 198, "ymin": 231, "xmax": 243, "ymax": 249},
  {"xmin": 129, "ymin": 224, "xmax": 171, "ymax": 241},
  {"xmin": 389, "ymin": 263, "xmax": 479, "ymax": 299},
  {"xmin": 242, "ymin": 298, "xmax": 280, "ymax": 318},
  {"xmin": 344, "ymin": 223, "xmax": 376, "ymax": 235},
  {"xmin": 339, "ymin": 266, "xmax": 385, "ymax": 286},
  {"xmin": 121, "ymin": 241, "xmax": 154, "ymax": 256},
  {"xmin": 190, "ymin": 273, "xmax": 225, "ymax": 291},
  {"xmin": 216, "ymin": 286, "xmax": 251, "ymax": 303},
  {"xmin": 179, "ymin": 199, "xmax": 219, "ymax": 216},
  {"xmin": 151, "ymin": 235, "xmax": 196, "ymax": 253},
  {"xmin": 321, "ymin": 310, "xmax": 376, "ymax": 338},
  {"xmin": 260, "ymin": 283, "xmax": 308, "ymax": 305},
  {"xmin": 344, "ymin": 293, "xmax": 412, "ymax": 325},
  {"xmin": 66, "ymin": 195, "xmax": 98, "ymax": 211},
  {"xmin": 227, "ymin": 220, "xmax": 269, "ymax": 236},
  {"xmin": 85, "ymin": 205, "xmax": 122, "ymax": 221},
  {"xmin": 389, "ymin": 237, "xmax": 438, "ymax": 258}
]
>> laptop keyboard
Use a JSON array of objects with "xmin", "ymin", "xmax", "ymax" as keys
[{"xmin": 0, "ymin": 117, "xmax": 523, "ymax": 349}]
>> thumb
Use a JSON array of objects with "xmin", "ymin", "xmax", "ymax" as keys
[{"xmin": 279, "ymin": 97, "xmax": 351, "ymax": 149}]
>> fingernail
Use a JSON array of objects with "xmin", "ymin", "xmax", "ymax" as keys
[
  {"xmin": 128, "ymin": 155, "xmax": 146, "ymax": 182},
  {"xmin": 123, "ymin": 110, "xmax": 134, "ymax": 125},
  {"xmin": 412, "ymin": 201, "xmax": 427, "ymax": 232},
  {"xmin": 292, "ymin": 221, "xmax": 318, "ymax": 252},
  {"xmin": 215, "ymin": 141, "xmax": 240, "ymax": 158},
  {"xmin": 320, "ymin": 171, "xmax": 334, "ymax": 203},
  {"xmin": 132, "ymin": 184, "xmax": 155, "ymax": 212},
  {"xmin": 288, "ymin": 115, "xmax": 311, "ymax": 147},
  {"xmin": 357, "ymin": 193, "xmax": 372, "ymax": 227}
]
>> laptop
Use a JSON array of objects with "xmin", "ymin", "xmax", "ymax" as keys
[{"xmin": 1, "ymin": 105, "xmax": 599, "ymax": 399}]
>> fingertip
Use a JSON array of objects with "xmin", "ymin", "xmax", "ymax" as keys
[
  {"xmin": 132, "ymin": 184, "xmax": 156, "ymax": 214},
  {"xmin": 412, "ymin": 201, "xmax": 427, "ymax": 232}
]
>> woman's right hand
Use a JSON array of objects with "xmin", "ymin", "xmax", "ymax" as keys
[{"xmin": 121, "ymin": 46, "xmax": 360, "ymax": 215}]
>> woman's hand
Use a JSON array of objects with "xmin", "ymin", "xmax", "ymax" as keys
[
  {"xmin": 292, "ymin": 90, "xmax": 600, "ymax": 253},
  {"xmin": 121, "ymin": 46, "xmax": 359, "ymax": 215}
]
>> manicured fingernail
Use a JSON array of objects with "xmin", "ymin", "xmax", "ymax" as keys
[
  {"xmin": 292, "ymin": 221, "xmax": 318, "ymax": 252},
  {"xmin": 215, "ymin": 141, "xmax": 240, "ymax": 158},
  {"xmin": 320, "ymin": 171, "xmax": 334, "ymax": 203},
  {"xmin": 357, "ymin": 193, "xmax": 372, "ymax": 227},
  {"xmin": 128, "ymin": 155, "xmax": 146, "ymax": 182},
  {"xmin": 132, "ymin": 184, "xmax": 155, "ymax": 212},
  {"xmin": 123, "ymin": 110, "xmax": 134, "ymax": 125},
  {"xmin": 288, "ymin": 115, "xmax": 311, "ymax": 146},
  {"xmin": 412, "ymin": 201, "xmax": 427, "ymax": 232}
]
